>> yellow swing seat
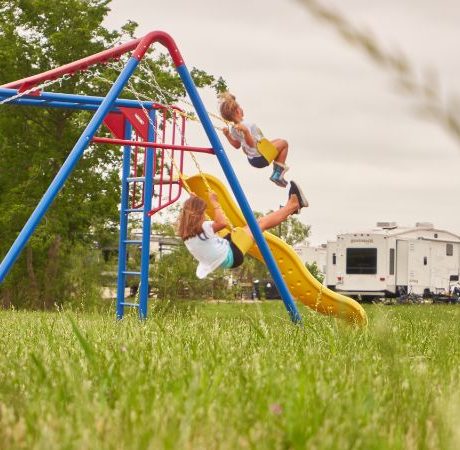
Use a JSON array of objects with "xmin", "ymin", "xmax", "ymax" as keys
[
  {"xmin": 256, "ymin": 138, "xmax": 278, "ymax": 164},
  {"xmin": 230, "ymin": 227, "xmax": 254, "ymax": 254}
]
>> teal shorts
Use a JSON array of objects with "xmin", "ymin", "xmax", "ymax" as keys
[
  {"xmin": 219, "ymin": 233, "xmax": 245, "ymax": 269},
  {"xmin": 220, "ymin": 247, "xmax": 234, "ymax": 269}
]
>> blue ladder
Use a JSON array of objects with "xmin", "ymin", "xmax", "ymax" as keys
[{"xmin": 116, "ymin": 116, "xmax": 155, "ymax": 319}]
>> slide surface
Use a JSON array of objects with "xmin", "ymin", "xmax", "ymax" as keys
[{"xmin": 186, "ymin": 173, "xmax": 368, "ymax": 326}]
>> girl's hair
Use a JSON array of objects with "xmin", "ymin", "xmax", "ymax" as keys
[
  {"xmin": 177, "ymin": 196, "xmax": 208, "ymax": 240},
  {"xmin": 219, "ymin": 92, "xmax": 240, "ymax": 122}
]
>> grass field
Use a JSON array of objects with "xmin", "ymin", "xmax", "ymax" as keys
[{"xmin": 0, "ymin": 302, "xmax": 459, "ymax": 450}]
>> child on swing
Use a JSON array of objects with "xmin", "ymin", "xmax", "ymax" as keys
[
  {"xmin": 219, "ymin": 92, "xmax": 290, "ymax": 187},
  {"xmin": 177, "ymin": 182, "xmax": 308, "ymax": 279}
]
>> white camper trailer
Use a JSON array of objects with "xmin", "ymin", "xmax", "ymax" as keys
[
  {"xmin": 326, "ymin": 222, "xmax": 460, "ymax": 298},
  {"xmin": 293, "ymin": 243, "xmax": 327, "ymax": 274}
]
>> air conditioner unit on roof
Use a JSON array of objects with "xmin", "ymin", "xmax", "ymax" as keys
[
  {"xmin": 415, "ymin": 222, "xmax": 434, "ymax": 229},
  {"xmin": 376, "ymin": 222, "xmax": 398, "ymax": 229}
]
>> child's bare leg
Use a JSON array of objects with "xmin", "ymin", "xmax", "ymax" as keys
[
  {"xmin": 269, "ymin": 139, "xmax": 289, "ymax": 187},
  {"xmin": 242, "ymin": 195, "xmax": 299, "ymax": 238},
  {"xmin": 271, "ymin": 139, "xmax": 288, "ymax": 165}
]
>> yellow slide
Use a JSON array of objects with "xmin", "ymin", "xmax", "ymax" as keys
[{"xmin": 185, "ymin": 173, "xmax": 368, "ymax": 327}]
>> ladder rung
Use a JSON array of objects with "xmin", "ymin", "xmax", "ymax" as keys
[
  {"xmin": 125, "ymin": 208, "xmax": 144, "ymax": 213},
  {"xmin": 126, "ymin": 177, "xmax": 179, "ymax": 183},
  {"xmin": 120, "ymin": 302, "xmax": 139, "ymax": 307},
  {"xmin": 123, "ymin": 271, "xmax": 141, "ymax": 276},
  {"xmin": 153, "ymin": 176, "xmax": 180, "ymax": 184},
  {"xmin": 124, "ymin": 240, "xmax": 142, "ymax": 245}
]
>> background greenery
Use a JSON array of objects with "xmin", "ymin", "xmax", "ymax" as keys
[
  {"xmin": 0, "ymin": 0, "xmax": 226, "ymax": 308},
  {"xmin": 0, "ymin": 0, "xmax": 313, "ymax": 308},
  {"xmin": 2, "ymin": 3, "xmax": 458, "ymax": 450}
]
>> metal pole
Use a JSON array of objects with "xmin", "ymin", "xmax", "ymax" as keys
[
  {"xmin": 176, "ymin": 64, "xmax": 302, "ymax": 323},
  {"xmin": 0, "ymin": 87, "xmax": 155, "ymax": 110},
  {"xmin": 0, "ymin": 57, "xmax": 141, "ymax": 282},
  {"xmin": 116, "ymin": 121, "xmax": 133, "ymax": 319},
  {"xmin": 138, "ymin": 109, "xmax": 155, "ymax": 319}
]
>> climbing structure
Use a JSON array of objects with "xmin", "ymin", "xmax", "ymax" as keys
[{"xmin": 0, "ymin": 30, "xmax": 306, "ymax": 323}]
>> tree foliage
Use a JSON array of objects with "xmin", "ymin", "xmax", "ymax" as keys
[
  {"xmin": 266, "ymin": 213, "xmax": 310, "ymax": 246},
  {"xmin": 305, "ymin": 261, "xmax": 324, "ymax": 284},
  {"xmin": 0, "ymin": 0, "xmax": 222, "ymax": 308}
]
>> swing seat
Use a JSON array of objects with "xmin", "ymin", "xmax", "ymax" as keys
[
  {"xmin": 256, "ymin": 138, "xmax": 278, "ymax": 164},
  {"xmin": 230, "ymin": 227, "xmax": 254, "ymax": 254}
]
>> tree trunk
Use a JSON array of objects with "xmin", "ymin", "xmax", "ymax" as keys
[
  {"xmin": 26, "ymin": 246, "xmax": 41, "ymax": 307},
  {"xmin": 1, "ymin": 288, "xmax": 12, "ymax": 309},
  {"xmin": 43, "ymin": 235, "xmax": 62, "ymax": 309}
]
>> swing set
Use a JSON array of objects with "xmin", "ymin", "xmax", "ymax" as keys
[{"xmin": 0, "ymin": 30, "xmax": 304, "ymax": 323}]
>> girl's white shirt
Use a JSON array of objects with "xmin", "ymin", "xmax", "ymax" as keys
[
  {"xmin": 184, "ymin": 221, "xmax": 230, "ymax": 278},
  {"xmin": 230, "ymin": 120, "xmax": 264, "ymax": 159}
]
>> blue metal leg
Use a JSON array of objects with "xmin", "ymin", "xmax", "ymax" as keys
[
  {"xmin": 117, "ymin": 121, "xmax": 133, "ymax": 320},
  {"xmin": 138, "ymin": 110, "xmax": 155, "ymax": 319}
]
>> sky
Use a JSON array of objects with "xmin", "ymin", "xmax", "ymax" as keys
[{"xmin": 104, "ymin": 0, "xmax": 460, "ymax": 245}]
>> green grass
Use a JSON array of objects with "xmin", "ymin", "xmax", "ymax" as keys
[{"xmin": 0, "ymin": 302, "xmax": 459, "ymax": 450}]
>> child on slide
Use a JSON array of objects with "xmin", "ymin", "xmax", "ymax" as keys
[
  {"xmin": 177, "ymin": 182, "xmax": 308, "ymax": 279},
  {"xmin": 219, "ymin": 92, "xmax": 290, "ymax": 188}
]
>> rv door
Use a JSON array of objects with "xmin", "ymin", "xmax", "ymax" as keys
[{"xmin": 396, "ymin": 240, "xmax": 409, "ymax": 287}]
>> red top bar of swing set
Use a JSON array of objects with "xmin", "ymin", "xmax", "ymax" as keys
[
  {"xmin": 92, "ymin": 136, "xmax": 215, "ymax": 155},
  {"xmin": 1, "ymin": 31, "xmax": 184, "ymax": 91}
]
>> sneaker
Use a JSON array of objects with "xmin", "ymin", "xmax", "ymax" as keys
[
  {"xmin": 269, "ymin": 166, "xmax": 283, "ymax": 186},
  {"xmin": 274, "ymin": 162, "xmax": 289, "ymax": 178},
  {"xmin": 270, "ymin": 174, "xmax": 288, "ymax": 188},
  {"xmin": 275, "ymin": 177, "xmax": 288, "ymax": 188},
  {"xmin": 289, "ymin": 181, "xmax": 309, "ymax": 213}
]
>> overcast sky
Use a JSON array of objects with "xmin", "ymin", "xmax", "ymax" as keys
[{"xmin": 105, "ymin": 0, "xmax": 460, "ymax": 245}]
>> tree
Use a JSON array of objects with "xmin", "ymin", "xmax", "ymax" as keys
[
  {"xmin": 0, "ymin": 0, "xmax": 224, "ymax": 308},
  {"xmin": 266, "ymin": 213, "xmax": 311, "ymax": 246},
  {"xmin": 305, "ymin": 261, "xmax": 324, "ymax": 284}
]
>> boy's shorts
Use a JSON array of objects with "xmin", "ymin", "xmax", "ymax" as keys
[{"xmin": 248, "ymin": 155, "xmax": 269, "ymax": 168}]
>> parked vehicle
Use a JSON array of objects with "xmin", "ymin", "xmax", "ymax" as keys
[{"xmin": 325, "ymin": 222, "xmax": 460, "ymax": 300}]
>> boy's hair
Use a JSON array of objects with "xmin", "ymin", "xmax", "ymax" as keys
[
  {"xmin": 219, "ymin": 92, "xmax": 239, "ymax": 122},
  {"xmin": 177, "ymin": 196, "xmax": 208, "ymax": 240}
]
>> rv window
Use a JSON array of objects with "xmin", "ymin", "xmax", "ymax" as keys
[
  {"xmin": 423, "ymin": 256, "xmax": 427, "ymax": 265},
  {"xmin": 346, "ymin": 248, "xmax": 377, "ymax": 275},
  {"xmin": 389, "ymin": 249, "xmax": 395, "ymax": 275},
  {"xmin": 332, "ymin": 253, "xmax": 336, "ymax": 265},
  {"xmin": 446, "ymin": 244, "xmax": 453, "ymax": 256}
]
